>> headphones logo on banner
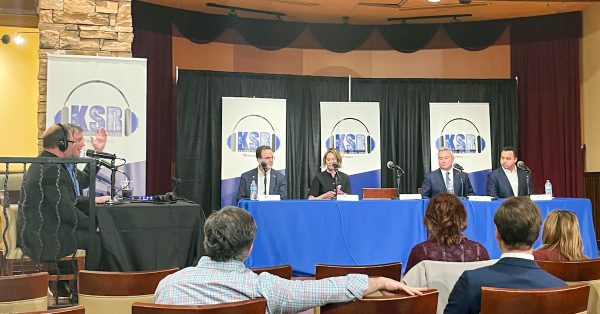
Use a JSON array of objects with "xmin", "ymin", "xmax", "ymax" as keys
[
  {"xmin": 437, "ymin": 118, "xmax": 486, "ymax": 154},
  {"xmin": 54, "ymin": 80, "xmax": 139, "ymax": 137},
  {"xmin": 227, "ymin": 114, "xmax": 281, "ymax": 152},
  {"xmin": 326, "ymin": 118, "xmax": 375, "ymax": 154}
]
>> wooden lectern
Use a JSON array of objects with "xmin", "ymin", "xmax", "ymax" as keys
[{"xmin": 362, "ymin": 188, "xmax": 398, "ymax": 199}]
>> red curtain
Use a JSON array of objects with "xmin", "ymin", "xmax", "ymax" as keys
[
  {"xmin": 132, "ymin": 1, "xmax": 174, "ymax": 194},
  {"xmin": 511, "ymin": 12, "xmax": 583, "ymax": 197}
]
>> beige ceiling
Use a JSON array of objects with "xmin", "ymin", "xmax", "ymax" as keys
[{"xmin": 140, "ymin": 0, "xmax": 593, "ymax": 24}]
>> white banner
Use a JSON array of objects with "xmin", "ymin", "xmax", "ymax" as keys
[
  {"xmin": 47, "ymin": 54, "xmax": 147, "ymax": 196},
  {"xmin": 221, "ymin": 97, "xmax": 286, "ymax": 206},
  {"xmin": 429, "ymin": 102, "xmax": 491, "ymax": 195},
  {"xmin": 320, "ymin": 102, "xmax": 381, "ymax": 197}
]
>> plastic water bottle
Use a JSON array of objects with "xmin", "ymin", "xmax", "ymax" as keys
[
  {"xmin": 544, "ymin": 180, "xmax": 553, "ymax": 197},
  {"xmin": 250, "ymin": 180, "xmax": 258, "ymax": 200}
]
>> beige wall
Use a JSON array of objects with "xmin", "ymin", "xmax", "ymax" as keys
[
  {"xmin": 0, "ymin": 26, "xmax": 39, "ymax": 166},
  {"xmin": 583, "ymin": 4, "xmax": 600, "ymax": 172},
  {"xmin": 173, "ymin": 33, "xmax": 511, "ymax": 79}
]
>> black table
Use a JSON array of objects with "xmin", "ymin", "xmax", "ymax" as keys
[{"xmin": 94, "ymin": 200, "xmax": 205, "ymax": 271}]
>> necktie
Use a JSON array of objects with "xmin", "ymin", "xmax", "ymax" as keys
[
  {"xmin": 446, "ymin": 171, "xmax": 453, "ymax": 193},
  {"xmin": 66, "ymin": 164, "xmax": 81, "ymax": 197}
]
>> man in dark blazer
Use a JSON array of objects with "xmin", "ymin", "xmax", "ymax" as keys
[
  {"xmin": 486, "ymin": 146, "xmax": 535, "ymax": 198},
  {"xmin": 236, "ymin": 145, "xmax": 287, "ymax": 202},
  {"xmin": 421, "ymin": 147, "xmax": 474, "ymax": 198},
  {"xmin": 444, "ymin": 197, "xmax": 566, "ymax": 314}
]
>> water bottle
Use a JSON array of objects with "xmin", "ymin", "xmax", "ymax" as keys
[
  {"xmin": 250, "ymin": 180, "xmax": 258, "ymax": 200},
  {"xmin": 544, "ymin": 180, "xmax": 553, "ymax": 197}
]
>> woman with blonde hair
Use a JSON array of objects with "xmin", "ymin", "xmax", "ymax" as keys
[
  {"xmin": 308, "ymin": 148, "xmax": 352, "ymax": 199},
  {"xmin": 405, "ymin": 193, "xmax": 489, "ymax": 273},
  {"xmin": 534, "ymin": 210, "xmax": 588, "ymax": 261}
]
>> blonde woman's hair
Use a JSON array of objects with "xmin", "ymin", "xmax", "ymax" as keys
[
  {"xmin": 540, "ymin": 210, "xmax": 587, "ymax": 261},
  {"xmin": 322, "ymin": 148, "xmax": 342, "ymax": 167}
]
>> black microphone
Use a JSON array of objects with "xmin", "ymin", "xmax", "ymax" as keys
[
  {"xmin": 86, "ymin": 149, "xmax": 116, "ymax": 160},
  {"xmin": 453, "ymin": 163, "xmax": 464, "ymax": 172},
  {"xmin": 260, "ymin": 161, "xmax": 268, "ymax": 172},
  {"xmin": 386, "ymin": 161, "xmax": 405, "ymax": 174},
  {"xmin": 95, "ymin": 159, "xmax": 114, "ymax": 169},
  {"xmin": 516, "ymin": 160, "xmax": 531, "ymax": 172},
  {"xmin": 332, "ymin": 162, "xmax": 339, "ymax": 169}
]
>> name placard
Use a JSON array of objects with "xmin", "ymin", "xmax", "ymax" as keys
[
  {"xmin": 399, "ymin": 194, "xmax": 422, "ymax": 200},
  {"xmin": 337, "ymin": 194, "xmax": 359, "ymax": 201},
  {"xmin": 468, "ymin": 196, "xmax": 494, "ymax": 202},
  {"xmin": 529, "ymin": 194, "xmax": 553, "ymax": 201},
  {"xmin": 257, "ymin": 195, "xmax": 281, "ymax": 201}
]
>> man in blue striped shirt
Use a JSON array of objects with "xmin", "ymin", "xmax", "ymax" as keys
[{"xmin": 155, "ymin": 206, "xmax": 425, "ymax": 313}]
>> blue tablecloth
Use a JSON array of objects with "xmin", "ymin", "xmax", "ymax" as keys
[{"xmin": 240, "ymin": 198, "xmax": 598, "ymax": 276}]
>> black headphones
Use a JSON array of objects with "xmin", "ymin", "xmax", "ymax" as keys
[
  {"xmin": 439, "ymin": 118, "xmax": 483, "ymax": 153},
  {"xmin": 56, "ymin": 123, "xmax": 69, "ymax": 152},
  {"xmin": 329, "ymin": 117, "xmax": 371, "ymax": 154},
  {"xmin": 153, "ymin": 192, "xmax": 178, "ymax": 204},
  {"xmin": 61, "ymin": 80, "xmax": 134, "ymax": 136},
  {"xmin": 230, "ymin": 114, "xmax": 277, "ymax": 152}
]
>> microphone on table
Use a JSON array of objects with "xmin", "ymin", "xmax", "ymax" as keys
[
  {"xmin": 516, "ymin": 161, "xmax": 531, "ymax": 173},
  {"xmin": 453, "ymin": 163, "xmax": 464, "ymax": 172},
  {"xmin": 260, "ymin": 161, "xmax": 268, "ymax": 172},
  {"xmin": 332, "ymin": 162, "xmax": 339, "ymax": 169},
  {"xmin": 86, "ymin": 149, "xmax": 117, "ymax": 160},
  {"xmin": 386, "ymin": 161, "xmax": 405, "ymax": 174}
]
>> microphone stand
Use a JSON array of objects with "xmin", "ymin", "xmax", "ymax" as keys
[
  {"xmin": 394, "ymin": 167, "xmax": 405, "ymax": 195},
  {"xmin": 263, "ymin": 169, "xmax": 268, "ymax": 196},
  {"xmin": 333, "ymin": 168, "xmax": 340, "ymax": 200},
  {"xmin": 524, "ymin": 169, "xmax": 531, "ymax": 196},
  {"xmin": 110, "ymin": 159, "xmax": 116, "ymax": 199}
]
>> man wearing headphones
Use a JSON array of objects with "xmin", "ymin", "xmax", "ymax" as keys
[
  {"xmin": 236, "ymin": 145, "xmax": 287, "ymax": 202},
  {"xmin": 17, "ymin": 124, "xmax": 111, "ymax": 266},
  {"xmin": 421, "ymin": 147, "xmax": 474, "ymax": 198}
]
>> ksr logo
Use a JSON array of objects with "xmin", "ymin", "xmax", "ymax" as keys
[
  {"xmin": 325, "ymin": 118, "xmax": 375, "ymax": 154},
  {"xmin": 436, "ymin": 118, "xmax": 486, "ymax": 153},
  {"xmin": 54, "ymin": 80, "xmax": 139, "ymax": 136},
  {"xmin": 226, "ymin": 115, "xmax": 281, "ymax": 152}
]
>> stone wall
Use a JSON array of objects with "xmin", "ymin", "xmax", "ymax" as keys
[{"xmin": 37, "ymin": 0, "xmax": 133, "ymax": 137}]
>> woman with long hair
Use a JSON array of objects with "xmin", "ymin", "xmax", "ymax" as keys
[
  {"xmin": 534, "ymin": 210, "xmax": 587, "ymax": 261},
  {"xmin": 405, "ymin": 193, "xmax": 489, "ymax": 273}
]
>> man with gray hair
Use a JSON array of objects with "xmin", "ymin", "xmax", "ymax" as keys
[
  {"xmin": 421, "ymin": 147, "xmax": 474, "ymax": 198},
  {"xmin": 155, "ymin": 206, "xmax": 426, "ymax": 313}
]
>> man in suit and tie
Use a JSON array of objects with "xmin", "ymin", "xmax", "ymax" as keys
[
  {"xmin": 486, "ymin": 146, "xmax": 535, "ymax": 198},
  {"xmin": 236, "ymin": 145, "xmax": 287, "ymax": 202},
  {"xmin": 421, "ymin": 147, "xmax": 474, "ymax": 198},
  {"xmin": 444, "ymin": 197, "xmax": 566, "ymax": 314}
]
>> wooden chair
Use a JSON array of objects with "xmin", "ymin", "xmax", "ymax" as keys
[
  {"xmin": 251, "ymin": 264, "xmax": 292, "ymax": 279},
  {"xmin": 316, "ymin": 262, "xmax": 402, "ymax": 281},
  {"xmin": 321, "ymin": 289, "xmax": 439, "ymax": 314},
  {"xmin": 537, "ymin": 259, "xmax": 600, "ymax": 281},
  {"xmin": 362, "ymin": 188, "xmax": 397, "ymax": 199},
  {"xmin": 0, "ymin": 272, "xmax": 49, "ymax": 313},
  {"xmin": 78, "ymin": 268, "xmax": 178, "ymax": 314},
  {"xmin": 28, "ymin": 305, "xmax": 86, "ymax": 313},
  {"xmin": 480, "ymin": 283, "xmax": 590, "ymax": 314},
  {"xmin": 131, "ymin": 298, "xmax": 267, "ymax": 314}
]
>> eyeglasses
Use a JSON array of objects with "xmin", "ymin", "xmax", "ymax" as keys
[
  {"xmin": 67, "ymin": 140, "xmax": 76, "ymax": 145},
  {"xmin": 261, "ymin": 157, "xmax": 274, "ymax": 160}
]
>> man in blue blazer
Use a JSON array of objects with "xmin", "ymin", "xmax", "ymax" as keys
[
  {"xmin": 486, "ymin": 146, "xmax": 535, "ymax": 198},
  {"xmin": 236, "ymin": 145, "xmax": 287, "ymax": 202},
  {"xmin": 421, "ymin": 147, "xmax": 474, "ymax": 198},
  {"xmin": 444, "ymin": 197, "xmax": 566, "ymax": 314}
]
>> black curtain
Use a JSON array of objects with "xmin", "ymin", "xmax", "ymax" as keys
[{"xmin": 176, "ymin": 71, "xmax": 518, "ymax": 215}]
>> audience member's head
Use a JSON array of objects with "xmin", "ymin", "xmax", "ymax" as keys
[
  {"xmin": 423, "ymin": 193, "xmax": 467, "ymax": 246},
  {"xmin": 540, "ymin": 210, "xmax": 587, "ymax": 261},
  {"xmin": 203, "ymin": 206, "xmax": 256, "ymax": 262},
  {"xmin": 494, "ymin": 196, "xmax": 541, "ymax": 251}
]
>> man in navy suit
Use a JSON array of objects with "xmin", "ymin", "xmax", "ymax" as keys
[
  {"xmin": 444, "ymin": 197, "xmax": 566, "ymax": 314},
  {"xmin": 236, "ymin": 145, "xmax": 287, "ymax": 202},
  {"xmin": 486, "ymin": 146, "xmax": 535, "ymax": 198},
  {"xmin": 421, "ymin": 147, "xmax": 474, "ymax": 198}
]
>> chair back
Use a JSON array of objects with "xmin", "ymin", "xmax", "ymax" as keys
[
  {"xmin": 480, "ymin": 283, "xmax": 590, "ymax": 314},
  {"xmin": 321, "ymin": 289, "xmax": 438, "ymax": 314},
  {"xmin": 28, "ymin": 305, "xmax": 86, "ymax": 313},
  {"xmin": 0, "ymin": 272, "xmax": 49, "ymax": 313},
  {"xmin": 78, "ymin": 268, "xmax": 178, "ymax": 314},
  {"xmin": 362, "ymin": 188, "xmax": 397, "ymax": 199},
  {"xmin": 251, "ymin": 264, "xmax": 292, "ymax": 279},
  {"xmin": 131, "ymin": 298, "xmax": 267, "ymax": 314},
  {"xmin": 537, "ymin": 259, "xmax": 600, "ymax": 281},
  {"xmin": 316, "ymin": 262, "xmax": 402, "ymax": 281}
]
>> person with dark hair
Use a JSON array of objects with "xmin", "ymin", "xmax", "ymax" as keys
[
  {"xmin": 534, "ymin": 210, "xmax": 588, "ymax": 261},
  {"xmin": 236, "ymin": 145, "xmax": 287, "ymax": 202},
  {"xmin": 421, "ymin": 147, "xmax": 474, "ymax": 198},
  {"xmin": 405, "ymin": 193, "xmax": 489, "ymax": 273},
  {"xmin": 444, "ymin": 197, "xmax": 566, "ymax": 314},
  {"xmin": 486, "ymin": 146, "xmax": 535, "ymax": 198},
  {"xmin": 155, "ymin": 206, "xmax": 426, "ymax": 313},
  {"xmin": 308, "ymin": 148, "xmax": 352, "ymax": 199}
]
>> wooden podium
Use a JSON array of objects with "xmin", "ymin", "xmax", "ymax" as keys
[{"xmin": 362, "ymin": 188, "xmax": 398, "ymax": 199}]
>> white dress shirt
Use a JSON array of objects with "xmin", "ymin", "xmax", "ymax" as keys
[{"xmin": 502, "ymin": 167, "xmax": 519, "ymax": 197}]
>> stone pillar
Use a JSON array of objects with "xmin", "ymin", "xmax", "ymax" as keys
[{"xmin": 37, "ymin": 0, "xmax": 133, "ymax": 141}]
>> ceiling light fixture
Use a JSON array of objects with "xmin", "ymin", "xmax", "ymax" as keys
[
  {"xmin": 428, "ymin": 0, "xmax": 442, "ymax": 3},
  {"xmin": 1, "ymin": 34, "xmax": 10, "ymax": 44}
]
